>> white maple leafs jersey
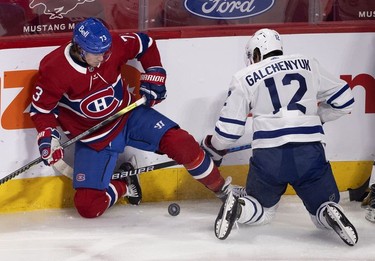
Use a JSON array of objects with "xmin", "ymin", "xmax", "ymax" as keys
[{"xmin": 211, "ymin": 54, "xmax": 355, "ymax": 150}]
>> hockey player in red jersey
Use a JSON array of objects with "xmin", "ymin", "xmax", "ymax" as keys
[{"xmin": 30, "ymin": 17, "xmax": 236, "ymax": 218}]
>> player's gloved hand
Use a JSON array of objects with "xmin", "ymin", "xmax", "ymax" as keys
[
  {"xmin": 37, "ymin": 127, "xmax": 64, "ymax": 166},
  {"xmin": 201, "ymin": 135, "xmax": 227, "ymax": 167},
  {"xmin": 140, "ymin": 67, "xmax": 167, "ymax": 107}
]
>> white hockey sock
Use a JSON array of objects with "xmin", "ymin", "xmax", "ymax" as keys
[
  {"xmin": 313, "ymin": 201, "xmax": 342, "ymax": 229},
  {"xmin": 237, "ymin": 196, "xmax": 274, "ymax": 225}
]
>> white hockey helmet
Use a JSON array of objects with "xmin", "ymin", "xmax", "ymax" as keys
[{"xmin": 245, "ymin": 28, "xmax": 283, "ymax": 66}]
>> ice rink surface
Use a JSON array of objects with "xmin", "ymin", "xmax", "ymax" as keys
[{"xmin": 0, "ymin": 192, "xmax": 373, "ymax": 261}]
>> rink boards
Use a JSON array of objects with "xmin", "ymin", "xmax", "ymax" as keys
[
  {"xmin": 0, "ymin": 161, "xmax": 372, "ymax": 213},
  {"xmin": 0, "ymin": 29, "xmax": 374, "ymax": 213}
]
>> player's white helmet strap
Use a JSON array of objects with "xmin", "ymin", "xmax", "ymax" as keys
[{"xmin": 245, "ymin": 28, "xmax": 283, "ymax": 66}]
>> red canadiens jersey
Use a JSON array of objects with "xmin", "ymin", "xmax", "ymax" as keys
[{"xmin": 30, "ymin": 32, "xmax": 162, "ymax": 151}]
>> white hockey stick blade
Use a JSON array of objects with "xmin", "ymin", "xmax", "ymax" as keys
[
  {"xmin": 128, "ymin": 155, "xmax": 138, "ymax": 169},
  {"xmin": 53, "ymin": 160, "xmax": 73, "ymax": 179},
  {"xmin": 52, "ymin": 156, "xmax": 140, "ymax": 180}
]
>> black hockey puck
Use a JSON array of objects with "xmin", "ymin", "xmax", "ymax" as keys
[{"xmin": 168, "ymin": 203, "xmax": 180, "ymax": 216}]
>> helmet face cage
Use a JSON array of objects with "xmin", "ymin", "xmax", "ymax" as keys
[
  {"xmin": 245, "ymin": 28, "xmax": 283, "ymax": 66},
  {"xmin": 73, "ymin": 18, "xmax": 112, "ymax": 55}
]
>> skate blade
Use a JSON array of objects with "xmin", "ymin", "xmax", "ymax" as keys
[
  {"xmin": 326, "ymin": 205, "xmax": 358, "ymax": 246},
  {"xmin": 215, "ymin": 191, "xmax": 237, "ymax": 240},
  {"xmin": 365, "ymin": 208, "xmax": 375, "ymax": 223}
]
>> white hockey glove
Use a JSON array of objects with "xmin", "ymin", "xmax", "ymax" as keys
[
  {"xmin": 201, "ymin": 135, "xmax": 227, "ymax": 167},
  {"xmin": 37, "ymin": 127, "xmax": 64, "ymax": 166}
]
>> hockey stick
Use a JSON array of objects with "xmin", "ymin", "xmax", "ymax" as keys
[
  {"xmin": 0, "ymin": 97, "xmax": 146, "ymax": 185},
  {"xmin": 348, "ymin": 160, "xmax": 374, "ymax": 201},
  {"xmin": 348, "ymin": 177, "xmax": 370, "ymax": 202},
  {"xmin": 54, "ymin": 143, "xmax": 252, "ymax": 180}
]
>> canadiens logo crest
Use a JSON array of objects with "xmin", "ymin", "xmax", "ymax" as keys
[
  {"xmin": 76, "ymin": 173, "xmax": 86, "ymax": 181},
  {"xmin": 29, "ymin": 0, "xmax": 95, "ymax": 19},
  {"xmin": 80, "ymin": 87, "xmax": 120, "ymax": 119}
]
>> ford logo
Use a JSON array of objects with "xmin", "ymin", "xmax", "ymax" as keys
[{"xmin": 184, "ymin": 0, "xmax": 275, "ymax": 19}]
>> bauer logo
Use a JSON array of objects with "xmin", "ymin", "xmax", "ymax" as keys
[{"xmin": 184, "ymin": 0, "xmax": 275, "ymax": 19}]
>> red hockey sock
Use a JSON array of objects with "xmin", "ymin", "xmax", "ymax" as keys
[
  {"xmin": 74, "ymin": 188, "xmax": 109, "ymax": 218},
  {"xmin": 110, "ymin": 180, "xmax": 127, "ymax": 198},
  {"xmin": 74, "ymin": 181, "xmax": 126, "ymax": 218},
  {"xmin": 159, "ymin": 127, "xmax": 225, "ymax": 192},
  {"xmin": 197, "ymin": 165, "xmax": 225, "ymax": 192}
]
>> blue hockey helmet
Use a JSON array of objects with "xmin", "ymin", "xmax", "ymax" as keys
[{"xmin": 73, "ymin": 18, "xmax": 112, "ymax": 54}]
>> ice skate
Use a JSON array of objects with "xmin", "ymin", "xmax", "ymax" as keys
[
  {"xmin": 364, "ymin": 208, "xmax": 375, "ymax": 223},
  {"xmin": 118, "ymin": 160, "xmax": 142, "ymax": 205},
  {"xmin": 361, "ymin": 184, "xmax": 375, "ymax": 222},
  {"xmin": 324, "ymin": 204, "xmax": 358, "ymax": 246},
  {"xmin": 215, "ymin": 176, "xmax": 247, "ymax": 202},
  {"xmin": 215, "ymin": 191, "xmax": 241, "ymax": 240}
]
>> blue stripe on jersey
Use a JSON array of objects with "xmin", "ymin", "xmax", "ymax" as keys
[
  {"xmin": 331, "ymin": 98, "xmax": 355, "ymax": 109},
  {"xmin": 30, "ymin": 103, "xmax": 59, "ymax": 115},
  {"xmin": 135, "ymin": 33, "xmax": 150, "ymax": 59},
  {"xmin": 327, "ymin": 84, "xmax": 350, "ymax": 105},
  {"xmin": 215, "ymin": 126, "xmax": 242, "ymax": 140},
  {"xmin": 215, "ymin": 117, "xmax": 246, "ymax": 140},
  {"xmin": 253, "ymin": 125, "xmax": 324, "ymax": 140},
  {"xmin": 218, "ymin": 116, "xmax": 246, "ymax": 126},
  {"xmin": 188, "ymin": 153, "xmax": 212, "ymax": 178}
]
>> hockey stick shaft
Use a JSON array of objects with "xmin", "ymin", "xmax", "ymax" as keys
[
  {"xmin": 56, "ymin": 143, "xmax": 252, "ymax": 180},
  {"xmin": 227, "ymin": 144, "xmax": 251, "ymax": 153},
  {"xmin": 0, "ymin": 97, "xmax": 146, "ymax": 185},
  {"xmin": 111, "ymin": 143, "xmax": 252, "ymax": 179},
  {"xmin": 61, "ymin": 97, "xmax": 146, "ymax": 148}
]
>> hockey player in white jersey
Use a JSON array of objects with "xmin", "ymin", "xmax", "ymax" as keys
[{"xmin": 202, "ymin": 28, "xmax": 358, "ymax": 246}]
